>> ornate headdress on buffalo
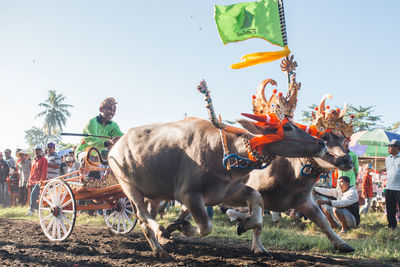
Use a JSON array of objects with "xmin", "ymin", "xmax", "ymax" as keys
[
  {"xmin": 250, "ymin": 56, "xmax": 300, "ymax": 120},
  {"xmin": 237, "ymin": 56, "xmax": 302, "ymax": 160},
  {"xmin": 311, "ymin": 94, "xmax": 354, "ymax": 138}
]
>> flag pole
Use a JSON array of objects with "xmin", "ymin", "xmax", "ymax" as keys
[
  {"xmin": 277, "ymin": 0, "xmax": 291, "ymax": 85},
  {"xmin": 278, "ymin": 0, "xmax": 288, "ymax": 47}
]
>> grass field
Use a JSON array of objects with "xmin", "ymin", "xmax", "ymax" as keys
[{"xmin": 1, "ymin": 205, "xmax": 399, "ymax": 263}]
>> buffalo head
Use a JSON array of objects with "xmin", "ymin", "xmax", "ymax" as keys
[{"xmin": 237, "ymin": 118, "xmax": 326, "ymax": 158}]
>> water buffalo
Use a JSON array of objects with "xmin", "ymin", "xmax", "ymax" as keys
[
  {"xmin": 107, "ymin": 116, "xmax": 325, "ymax": 257},
  {"xmin": 245, "ymin": 130, "xmax": 355, "ymax": 253}
]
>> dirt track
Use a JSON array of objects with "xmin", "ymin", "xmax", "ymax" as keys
[{"xmin": 0, "ymin": 218, "xmax": 397, "ymax": 266}]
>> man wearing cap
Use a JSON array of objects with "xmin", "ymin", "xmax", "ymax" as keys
[
  {"xmin": 27, "ymin": 145, "xmax": 48, "ymax": 216},
  {"xmin": 16, "ymin": 149, "xmax": 31, "ymax": 205},
  {"xmin": 45, "ymin": 142, "xmax": 61, "ymax": 179},
  {"xmin": 4, "ymin": 149, "xmax": 16, "ymax": 169},
  {"xmin": 0, "ymin": 152, "xmax": 10, "ymax": 207},
  {"xmin": 74, "ymin": 97, "xmax": 123, "ymax": 165},
  {"xmin": 385, "ymin": 139, "xmax": 400, "ymax": 230}
]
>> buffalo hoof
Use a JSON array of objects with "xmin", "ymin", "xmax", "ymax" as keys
[
  {"xmin": 180, "ymin": 220, "xmax": 197, "ymax": 236},
  {"xmin": 252, "ymin": 245, "xmax": 267, "ymax": 254},
  {"xmin": 165, "ymin": 219, "xmax": 186, "ymax": 234},
  {"xmin": 153, "ymin": 249, "xmax": 171, "ymax": 259},
  {"xmin": 334, "ymin": 242, "xmax": 355, "ymax": 253},
  {"xmin": 237, "ymin": 220, "xmax": 248, "ymax": 236}
]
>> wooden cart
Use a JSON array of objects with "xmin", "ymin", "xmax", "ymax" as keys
[{"xmin": 38, "ymin": 160, "xmax": 137, "ymax": 241}]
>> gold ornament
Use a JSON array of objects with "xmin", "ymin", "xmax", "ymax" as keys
[
  {"xmin": 252, "ymin": 56, "xmax": 301, "ymax": 120},
  {"xmin": 312, "ymin": 94, "xmax": 354, "ymax": 138}
]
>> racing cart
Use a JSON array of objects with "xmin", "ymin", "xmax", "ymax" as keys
[{"xmin": 38, "ymin": 148, "xmax": 137, "ymax": 241}]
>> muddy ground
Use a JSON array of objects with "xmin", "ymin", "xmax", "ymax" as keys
[{"xmin": 0, "ymin": 218, "xmax": 397, "ymax": 266}]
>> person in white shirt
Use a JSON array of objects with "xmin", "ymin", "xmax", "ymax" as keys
[
  {"xmin": 313, "ymin": 176, "xmax": 360, "ymax": 235},
  {"xmin": 384, "ymin": 139, "xmax": 400, "ymax": 230},
  {"xmin": 65, "ymin": 156, "xmax": 78, "ymax": 177}
]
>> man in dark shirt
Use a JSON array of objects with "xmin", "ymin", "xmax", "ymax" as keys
[{"xmin": 0, "ymin": 152, "xmax": 10, "ymax": 207}]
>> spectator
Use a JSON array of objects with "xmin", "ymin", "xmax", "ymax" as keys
[
  {"xmin": 4, "ymin": 149, "xmax": 16, "ymax": 169},
  {"xmin": 16, "ymin": 149, "xmax": 31, "ymax": 206},
  {"xmin": 332, "ymin": 169, "xmax": 339, "ymax": 188},
  {"xmin": 206, "ymin": 206, "xmax": 214, "ymax": 218},
  {"xmin": 384, "ymin": 139, "xmax": 400, "ymax": 230},
  {"xmin": 7, "ymin": 167, "xmax": 19, "ymax": 206},
  {"xmin": 271, "ymin": 211, "xmax": 281, "ymax": 225},
  {"xmin": 0, "ymin": 152, "xmax": 10, "ymax": 207},
  {"xmin": 45, "ymin": 142, "xmax": 61, "ymax": 180},
  {"xmin": 71, "ymin": 150, "xmax": 80, "ymax": 170},
  {"xmin": 360, "ymin": 164, "xmax": 374, "ymax": 215},
  {"xmin": 59, "ymin": 155, "xmax": 68, "ymax": 176},
  {"xmin": 226, "ymin": 207, "xmax": 249, "ymax": 222},
  {"xmin": 314, "ymin": 176, "xmax": 360, "ymax": 235},
  {"xmin": 65, "ymin": 156, "xmax": 78, "ymax": 177},
  {"xmin": 338, "ymin": 141, "xmax": 359, "ymax": 187},
  {"xmin": 27, "ymin": 145, "xmax": 48, "ymax": 216}
]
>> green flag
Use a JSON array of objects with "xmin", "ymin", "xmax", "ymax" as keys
[{"xmin": 215, "ymin": 0, "xmax": 284, "ymax": 47}]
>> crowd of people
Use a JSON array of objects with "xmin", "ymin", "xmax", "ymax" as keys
[
  {"xmin": 0, "ymin": 144, "xmax": 79, "ymax": 215},
  {"xmin": 0, "ymin": 97, "xmax": 123, "ymax": 217},
  {"xmin": 313, "ymin": 139, "xmax": 400, "ymax": 233}
]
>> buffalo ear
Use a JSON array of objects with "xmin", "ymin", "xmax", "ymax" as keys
[{"xmin": 237, "ymin": 119, "xmax": 264, "ymax": 135}]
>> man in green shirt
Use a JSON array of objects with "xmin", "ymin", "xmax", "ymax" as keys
[
  {"xmin": 75, "ymin": 97, "xmax": 123, "ymax": 164},
  {"xmin": 338, "ymin": 141, "xmax": 359, "ymax": 187}
]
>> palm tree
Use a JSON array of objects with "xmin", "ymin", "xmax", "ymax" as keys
[{"xmin": 36, "ymin": 90, "xmax": 73, "ymax": 141}]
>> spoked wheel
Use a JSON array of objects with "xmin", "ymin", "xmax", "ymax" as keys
[
  {"xmin": 103, "ymin": 197, "xmax": 137, "ymax": 234},
  {"xmin": 39, "ymin": 179, "xmax": 76, "ymax": 241}
]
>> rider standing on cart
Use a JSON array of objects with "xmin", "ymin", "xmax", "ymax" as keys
[{"xmin": 75, "ymin": 97, "xmax": 123, "ymax": 169}]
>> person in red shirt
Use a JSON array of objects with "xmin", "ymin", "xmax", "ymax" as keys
[
  {"xmin": 360, "ymin": 164, "xmax": 374, "ymax": 215},
  {"xmin": 332, "ymin": 169, "xmax": 339, "ymax": 188},
  {"xmin": 27, "ymin": 145, "xmax": 48, "ymax": 216}
]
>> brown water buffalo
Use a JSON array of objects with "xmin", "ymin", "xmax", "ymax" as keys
[
  {"xmin": 169, "ymin": 130, "xmax": 355, "ymax": 253},
  {"xmin": 107, "ymin": 117, "xmax": 325, "ymax": 257},
  {"xmin": 245, "ymin": 130, "xmax": 355, "ymax": 253}
]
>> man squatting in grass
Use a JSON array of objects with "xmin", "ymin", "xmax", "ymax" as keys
[{"xmin": 313, "ymin": 176, "xmax": 360, "ymax": 235}]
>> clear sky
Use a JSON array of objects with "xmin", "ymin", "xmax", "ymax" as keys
[{"xmin": 1, "ymin": 0, "xmax": 399, "ymax": 153}]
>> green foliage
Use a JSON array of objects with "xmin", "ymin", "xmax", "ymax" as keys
[
  {"xmin": 345, "ymin": 105, "xmax": 383, "ymax": 132},
  {"xmin": 300, "ymin": 104, "xmax": 317, "ymax": 124},
  {"xmin": 57, "ymin": 142, "xmax": 77, "ymax": 151},
  {"xmin": 24, "ymin": 126, "xmax": 60, "ymax": 149},
  {"xmin": 36, "ymin": 90, "xmax": 73, "ymax": 136},
  {"xmin": 24, "ymin": 90, "xmax": 73, "ymax": 149}
]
